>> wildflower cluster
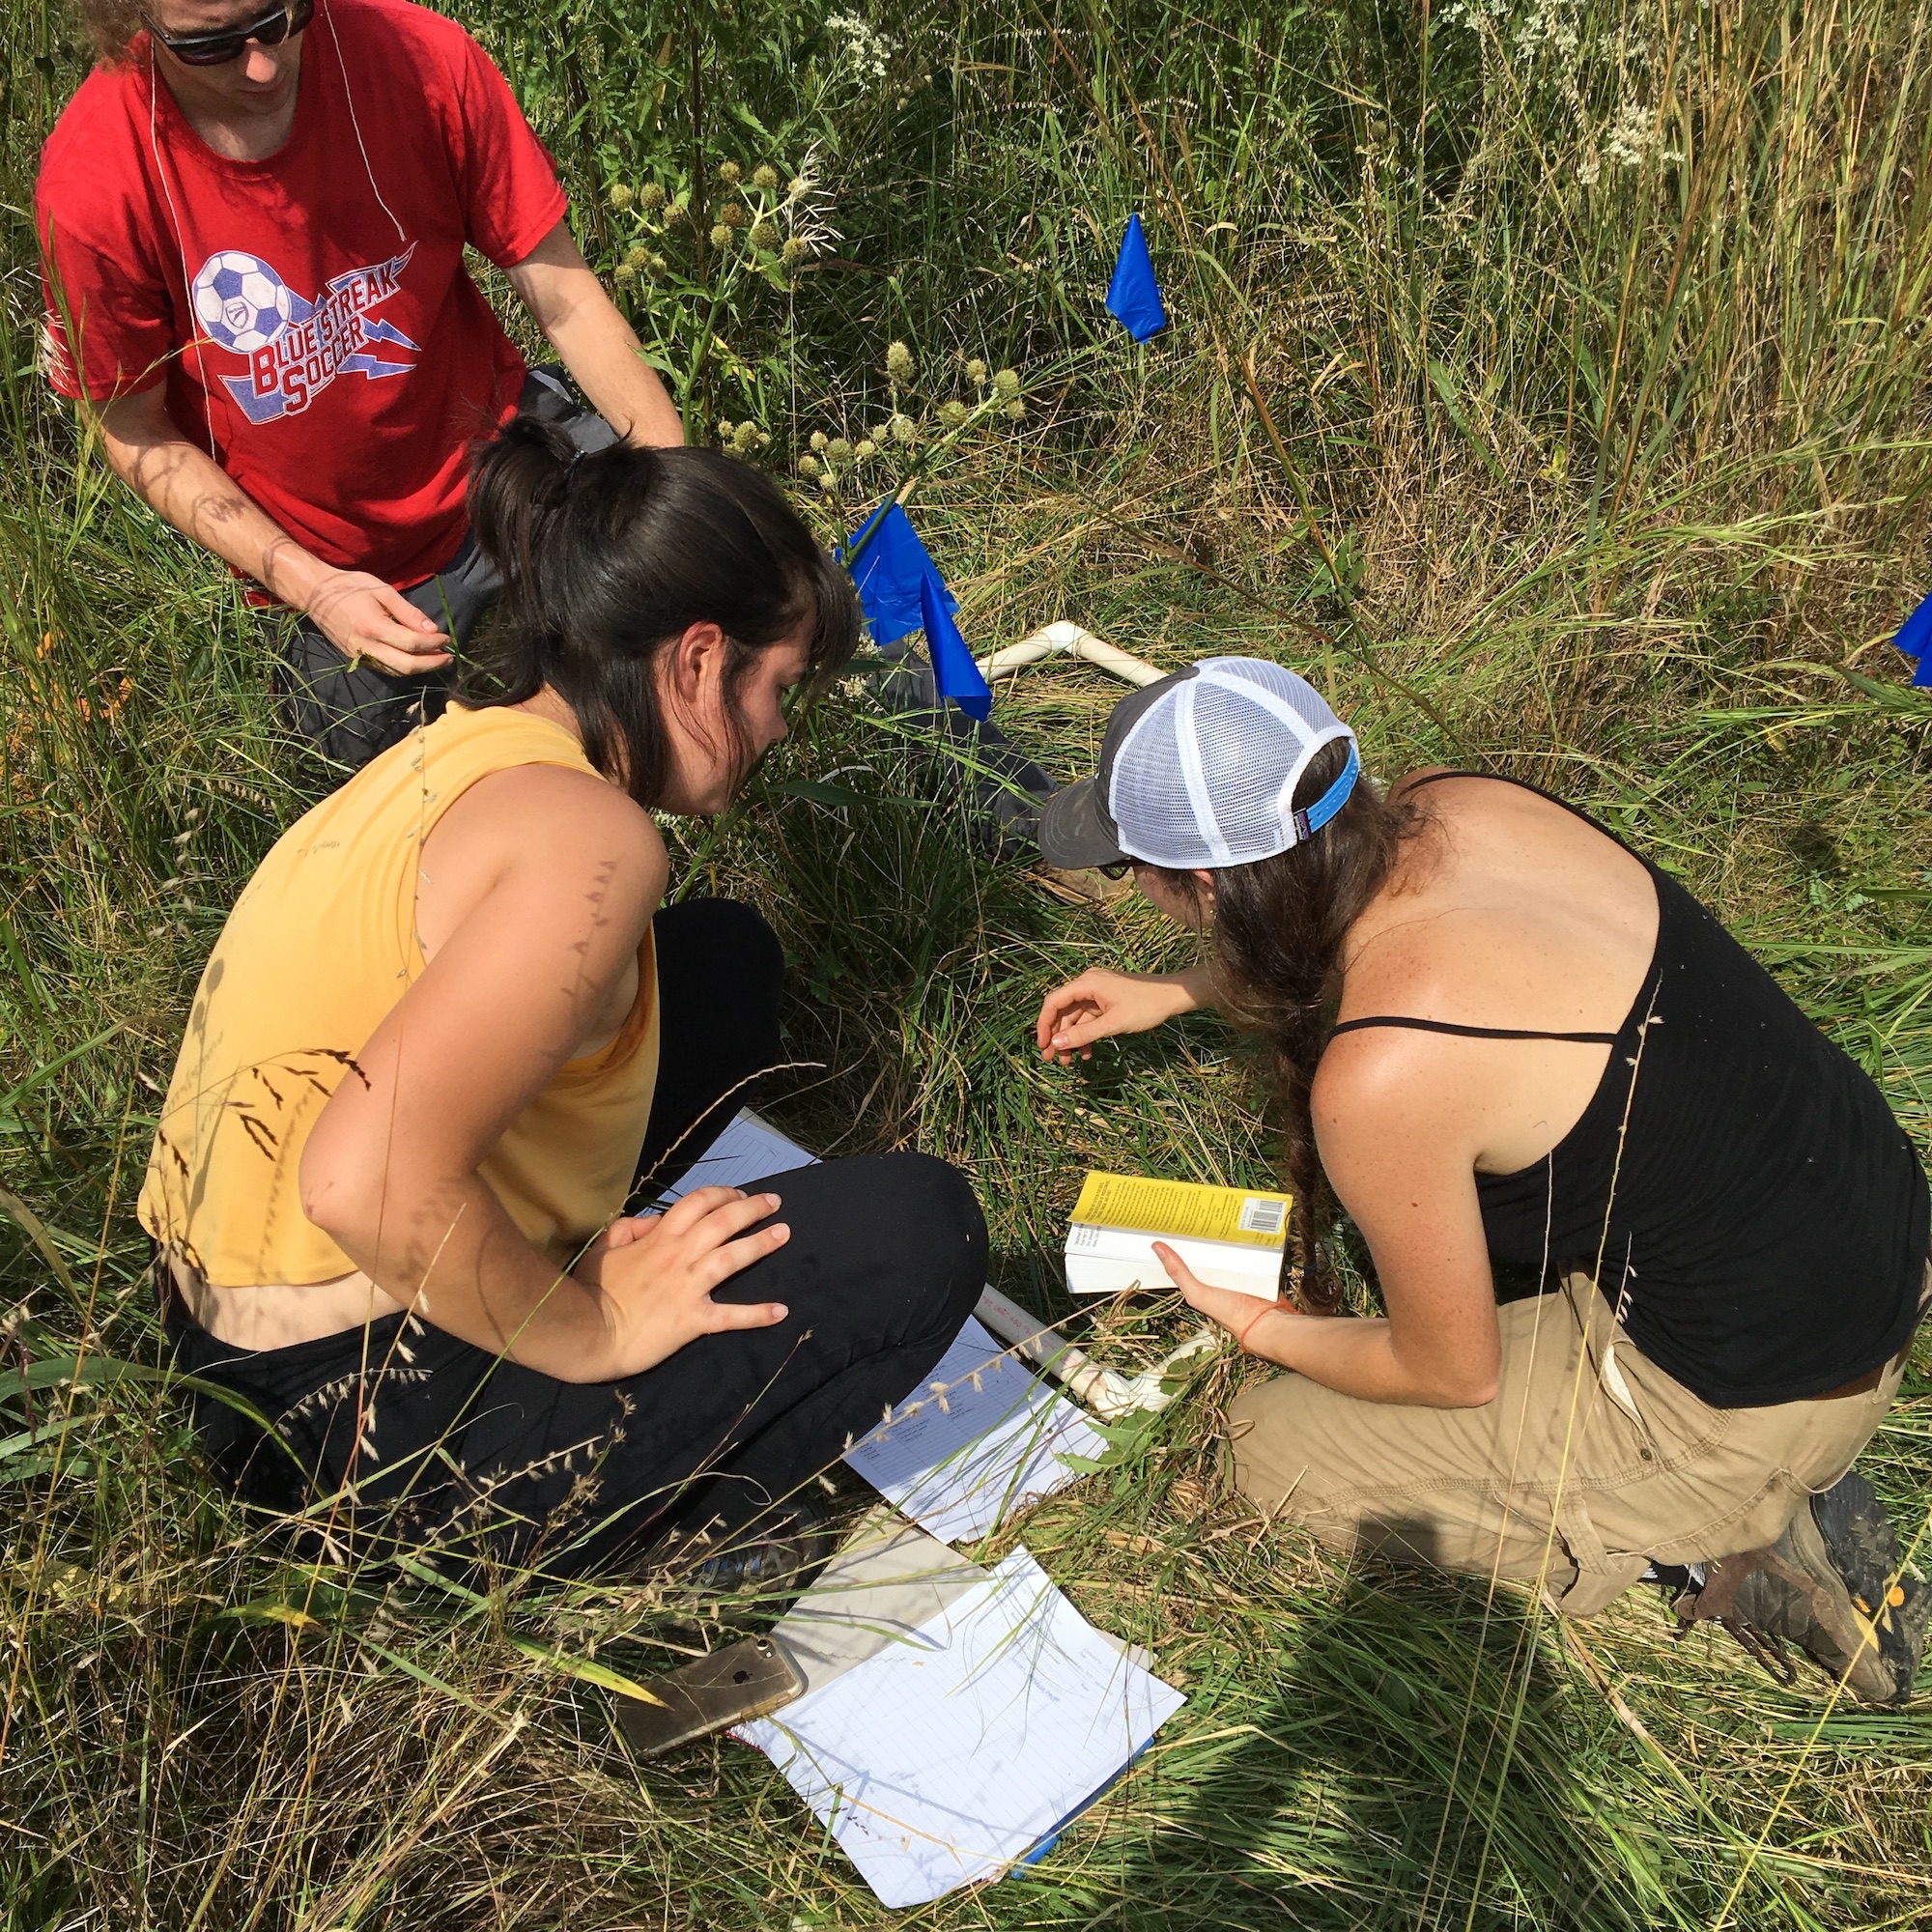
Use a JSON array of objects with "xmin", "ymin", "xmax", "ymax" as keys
[
  {"xmin": 603, "ymin": 149, "xmax": 835, "ymax": 295},
  {"xmin": 795, "ymin": 346, "xmax": 1026, "ymax": 497}
]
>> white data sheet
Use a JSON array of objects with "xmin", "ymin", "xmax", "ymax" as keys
[
  {"xmin": 657, "ymin": 1110, "xmax": 819, "ymax": 1199},
  {"xmin": 667, "ymin": 1117, "xmax": 1106, "ymax": 1544},
  {"xmin": 842, "ymin": 1318, "xmax": 1107, "ymax": 1544},
  {"xmin": 739, "ymin": 1547, "xmax": 1184, "ymax": 1908}
]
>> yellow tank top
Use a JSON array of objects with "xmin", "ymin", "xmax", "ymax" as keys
[{"xmin": 138, "ymin": 705, "xmax": 661, "ymax": 1287}]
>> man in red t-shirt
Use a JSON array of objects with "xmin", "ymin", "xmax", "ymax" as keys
[{"xmin": 38, "ymin": 0, "xmax": 682, "ymax": 773}]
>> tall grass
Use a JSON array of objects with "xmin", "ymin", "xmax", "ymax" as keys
[{"xmin": 3, "ymin": 0, "xmax": 1931, "ymax": 1924}]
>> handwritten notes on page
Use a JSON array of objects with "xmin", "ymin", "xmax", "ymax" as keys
[
  {"xmin": 843, "ymin": 1318, "xmax": 1107, "ymax": 1545},
  {"xmin": 740, "ymin": 1546, "xmax": 1184, "ymax": 1908}
]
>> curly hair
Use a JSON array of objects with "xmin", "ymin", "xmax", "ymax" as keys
[{"xmin": 73, "ymin": 0, "xmax": 147, "ymax": 64}]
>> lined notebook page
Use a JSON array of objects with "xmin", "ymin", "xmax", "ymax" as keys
[
  {"xmin": 843, "ymin": 1319, "xmax": 1107, "ymax": 1543},
  {"xmin": 740, "ymin": 1548, "xmax": 1184, "ymax": 1908}
]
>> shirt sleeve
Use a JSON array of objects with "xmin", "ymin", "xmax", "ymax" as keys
[
  {"xmin": 36, "ymin": 188, "xmax": 180, "ymax": 403},
  {"xmin": 445, "ymin": 28, "xmax": 570, "ymax": 270}
]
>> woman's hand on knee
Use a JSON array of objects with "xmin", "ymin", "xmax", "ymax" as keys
[{"xmin": 575, "ymin": 1186, "xmax": 790, "ymax": 1377}]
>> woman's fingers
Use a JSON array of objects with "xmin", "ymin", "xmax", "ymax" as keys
[
  {"xmin": 702, "ymin": 1295, "xmax": 790, "ymax": 1332},
  {"xmin": 705, "ymin": 1219, "xmax": 792, "ymax": 1286}
]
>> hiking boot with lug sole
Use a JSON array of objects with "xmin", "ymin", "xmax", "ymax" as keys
[{"xmin": 1678, "ymin": 1470, "xmax": 1928, "ymax": 1706}]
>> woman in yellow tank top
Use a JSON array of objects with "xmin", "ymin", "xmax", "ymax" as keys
[{"xmin": 146, "ymin": 415, "xmax": 986, "ymax": 1583}]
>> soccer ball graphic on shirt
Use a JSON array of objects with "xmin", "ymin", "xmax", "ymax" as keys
[{"xmin": 190, "ymin": 250, "xmax": 298, "ymax": 354}]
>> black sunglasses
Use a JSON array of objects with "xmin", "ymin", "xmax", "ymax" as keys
[{"xmin": 149, "ymin": 0, "xmax": 313, "ymax": 65}]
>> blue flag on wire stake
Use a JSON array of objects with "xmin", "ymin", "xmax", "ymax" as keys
[
  {"xmin": 1894, "ymin": 587, "xmax": 1932, "ymax": 688},
  {"xmin": 1106, "ymin": 213, "xmax": 1168, "ymax": 342},
  {"xmin": 920, "ymin": 566, "xmax": 992, "ymax": 721},
  {"xmin": 844, "ymin": 502, "xmax": 957, "ymax": 649}
]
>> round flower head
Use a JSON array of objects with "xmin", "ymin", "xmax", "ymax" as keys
[
  {"xmin": 992, "ymin": 367, "xmax": 1021, "ymax": 401},
  {"xmin": 639, "ymin": 182, "xmax": 668, "ymax": 213},
  {"xmin": 889, "ymin": 412, "xmax": 917, "ymax": 445},
  {"xmin": 781, "ymin": 238, "xmax": 810, "ymax": 267},
  {"xmin": 732, "ymin": 421, "xmax": 762, "ymax": 454},
  {"xmin": 828, "ymin": 437, "xmax": 854, "ymax": 463},
  {"xmin": 612, "ymin": 262, "xmax": 639, "ymax": 286},
  {"xmin": 886, "ymin": 340, "xmax": 916, "ymax": 381},
  {"xmin": 937, "ymin": 399, "xmax": 969, "ymax": 428},
  {"xmin": 855, "ymin": 439, "xmax": 877, "ymax": 459},
  {"xmin": 817, "ymin": 471, "xmax": 838, "ymax": 494},
  {"xmin": 717, "ymin": 159, "xmax": 743, "ymax": 185},
  {"xmin": 624, "ymin": 243, "xmax": 650, "ymax": 270},
  {"xmin": 1004, "ymin": 399, "xmax": 1027, "ymax": 421},
  {"xmin": 798, "ymin": 453, "xmax": 822, "ymax": 477},
  {"xmin": 709, "ymin": 223, "xmax": 732, "ymax": 250},
  {"xmin": 608, "ymin": 183, "xmax": 635, "ymax": 210},
  {"xmin": 751, "ymin": 218, "xmax": 780, "ymax": 250},
  {"xmin": 810, "ymin": 431, "xmax": 829, "ymax": 452},
  {"xmin": 966, "ymin": 357, "xmax": 988, "ymax": 385},
  {"xmin": 753, "ymin": 162, "xmax": 780, "ymax": 190},
  {"xmin": 721, "ymin": 202, "xmax": 748, "ymax": 228}
]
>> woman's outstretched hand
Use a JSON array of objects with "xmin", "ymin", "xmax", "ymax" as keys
[
  {"xmin": 1036, "ymin": 966, "xmax": 1210, "ymax": 1063},
  {"xmin": 575, "ymin": 1185, "xmax": 791, "ymax": 1377},
  {"xmin": 1153, "ymin": 1239, "xmax": 1294, "ymax": 1354}
]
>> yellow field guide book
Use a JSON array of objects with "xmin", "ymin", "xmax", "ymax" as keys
[{"xmin": 1065, "ymin": 1171, "xmax": 1291, "ymax": 1302}]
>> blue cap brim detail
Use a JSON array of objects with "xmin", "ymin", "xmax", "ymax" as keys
[{"xmin": 1292, "ymin": 740, "xmax": 1360, "ymax": 843}]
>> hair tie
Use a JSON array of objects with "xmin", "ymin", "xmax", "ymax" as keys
[{"xmin": 563, "ymin": 447, "xmax": 586, "ymax": 479}]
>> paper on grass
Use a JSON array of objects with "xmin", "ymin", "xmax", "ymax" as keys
[
  {"xmin": 843, "ymin": 1318, "xmax": 1108, "ymax": 1544},
  {"xmin": 740, "ymin": 1547, "xmax": 1184, "ymax": 1908},
  {"xmin": 657, "ymin": 1110, "xmax": 818, "ymax": 1200},
  {"xmin": 770, "ymin": 1507, "xmax": 992, "ymax": 1695},
  {"xmin": 665, "ymin": 1115, "xmax": 1106, "ymax": 1542}
]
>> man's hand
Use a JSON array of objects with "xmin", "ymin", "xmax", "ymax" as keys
[
  {"xmin": 92, "ymin": 389, "xmax": 453, "ymax": 669},
  {"xmin": 300, "ymin": 566, "xmax": 452, "ymax": 672},
  {"xmin": 574, "ymin": 1186, "xmax": 792, "ymax": 1378},
  {"xmin": 1036, "ymin": 966, "xmax": 1208, "ymax": 1063}
]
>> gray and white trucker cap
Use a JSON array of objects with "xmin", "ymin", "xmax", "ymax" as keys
[{"xmin": 1037, "ymin": 656, "xmax": 1361, "ymax": 870}]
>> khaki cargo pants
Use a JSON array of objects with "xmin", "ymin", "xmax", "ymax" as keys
[{"xmin": 1228, "ymin": 1272, "xmax": 1918, "ymax": 1617}]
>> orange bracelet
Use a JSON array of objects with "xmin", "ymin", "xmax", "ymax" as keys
[{"xmin": 1232, "ymin": 1299, "xmax": 1283, "ymax": 1353}]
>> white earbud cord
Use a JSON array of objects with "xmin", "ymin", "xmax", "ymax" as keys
[
  {"xmin": 147, "ymin": 45, "xmax": 220, "ymax": 459},
  {"xmin": 323, "ymin": 0, "xmax": 407, "ymax": 247}
]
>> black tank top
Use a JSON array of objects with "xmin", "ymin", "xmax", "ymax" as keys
[{"xmin": 1328, "ymin": 773, "xmax": 1927, "ymax": 1406}]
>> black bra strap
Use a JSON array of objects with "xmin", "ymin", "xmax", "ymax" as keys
[{"xmin": 1331, "ymin": 1015, "xmax": 1620, "ymax": 1045}]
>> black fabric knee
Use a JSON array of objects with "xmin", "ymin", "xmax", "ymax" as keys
[
  {"xmin": 633, "ymin": 896, "xmax": 785, "ymax": 1196},
  {"xmin": 164, "ymin": 1151, "xmax": 988, "ymax": 1578}
]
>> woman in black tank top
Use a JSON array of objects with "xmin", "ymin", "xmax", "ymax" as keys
[{"xmin": 1033, "ymin": 656, "xmax": 1928, "ymax": 1706}]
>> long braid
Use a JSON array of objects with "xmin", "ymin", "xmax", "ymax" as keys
[{"xmin": 1149, "ymin": 740, "xmax": 1417, "ymax": 1311}]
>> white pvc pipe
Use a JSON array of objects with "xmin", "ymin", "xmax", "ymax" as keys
[
  {"xmin": 972, "ymin": 1283, "xmax": 1220, "ymax": 1421},
  {"xmin": 976, "ymin": 620, "xmax": 1165, "ymax": 689}
]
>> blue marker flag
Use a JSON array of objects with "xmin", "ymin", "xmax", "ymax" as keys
[
  {"xmin": 1105, "ymin": 213, "xmax": 1168, "ymax": 343},
  {"xmin": 843, "ymin": 501, "xmax": 956, "ymax": 649},
  {"xmin": 920, "ymin": 566, "xmax": 992, "ymax": 721},
  {"xmin": 1894, "ymin": 587, "xmax": 1932, "ymax": 688}
]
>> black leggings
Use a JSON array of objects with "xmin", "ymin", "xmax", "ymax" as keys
[{"xmin": 164, "ymin": 900, "xmax": 986, "ymax": 1577}]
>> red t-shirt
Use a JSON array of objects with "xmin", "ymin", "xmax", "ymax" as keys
[{"xmin": 36, "ymin": 0, "xmax": 567, "ymax": 589}]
